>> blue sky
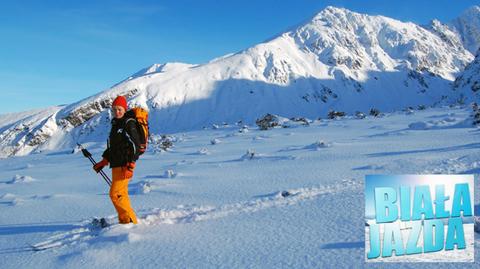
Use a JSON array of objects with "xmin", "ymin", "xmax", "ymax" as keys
[{"xmin": 0, "ymin": 0, "xmax": 479, "ymax": 114}]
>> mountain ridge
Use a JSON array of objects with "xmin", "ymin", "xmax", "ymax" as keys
[{"xmin": 0, "ymin": 6, "xmax": 478, "ymax": 158}]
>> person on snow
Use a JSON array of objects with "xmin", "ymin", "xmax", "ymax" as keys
[{"xmin": 93, "ymin": 95, "xmax": 141, "ymax": 224}]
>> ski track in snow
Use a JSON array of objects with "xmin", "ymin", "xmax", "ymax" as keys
[
  {"xmin": 1, "ymin": 106, "xmax": 479, "ymax": 267},
  {"xmin": 31, "ymin": 178, "xmax": 362, "ymax": 251}
]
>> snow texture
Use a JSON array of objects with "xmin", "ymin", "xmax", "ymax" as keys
[{"xmin": 0, "ymin": 106, "xmax": 479, "ymax": 268}]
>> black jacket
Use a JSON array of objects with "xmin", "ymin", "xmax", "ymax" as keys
[{"xmin": 102, "ymin": 113, "xmax": 142, "ymax": 167}]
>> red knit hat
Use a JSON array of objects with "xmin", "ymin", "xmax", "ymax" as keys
[{"xmin": 112, "ymin": 96, "xmax": 128, "ymax": 111}]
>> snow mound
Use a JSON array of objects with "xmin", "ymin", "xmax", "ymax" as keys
[
  {"xmin": 210, "ymin": 138, "xmax": 221, "ymax": 145},
  {"xmin": 6, "ymin": 175, "xmax": 36, "ymax": 184},
  {"xmin": 0, "ymin": 192, "xmax": 55, "ymax": 206},
  {"xmin": 163, "ymin": 169, "xmax": 177, "ymax": 178},
  {"xmin": 131, "ymin": 181, "xmax": 152, "ymax": 195},
  {"xmin": 408, "ymin": 121, "xmax": 431, "ymax": 130},
  {"xmin": 304, "ymin": 141, "xmax": 331, "ymax": 150},
  {"xmin": 196, "ymin": 148, "xmax": 210, "ymax": 155}
]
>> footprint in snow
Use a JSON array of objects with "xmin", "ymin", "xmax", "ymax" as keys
[{"xmin": 30, "ymin": 178, "xmax": 362, "ymax": 251}]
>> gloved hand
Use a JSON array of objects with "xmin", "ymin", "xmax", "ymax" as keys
[
  {"xmin": 93, "ymin": 158, "xmax": 109, "ymax": 173},
  {"xmin": 125, "ymin": 162, "xmax": 135, "ymax": 178}
]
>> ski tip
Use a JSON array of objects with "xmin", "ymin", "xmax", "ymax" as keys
[{"xmin": 91, "ymin": 217, "xmax": 111, "ymax": 229}]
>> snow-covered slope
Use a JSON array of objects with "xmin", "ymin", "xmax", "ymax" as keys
[
  {"xmin": 126, "ymin": 62, "xmax": 197, "ymax": 81},
  {"xmin": 453, "ymin": 50, "xmax": 480, "ymax": 101},
  {"xmin": 0, "ymin": 6, "xmax": 477, "ymax": 158},
  {"xmin": 446, "ymin": 5, "xmax": 480, "ymax": 106},
  {"xmin": 0, "ymin": 106, "xmax": 66, "ymax": 157},
  {"xmin": 425, "ymin": 19, "xmax": 467, "ymax": 55},
  {"xmin": 0, "ymin": 107, "xmax": 478, "ymax": 267}
]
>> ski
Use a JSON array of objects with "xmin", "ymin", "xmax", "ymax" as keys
[
  {"xmin": 30, "ymin": 217, "xmax": 115, "ymax": 251},
  {"xmin": 91, "ymin": 217, "xmax": 110, "ymax": 229},
  {"xmin": 30, "ymin": 241, "xmax": 63, "ymax": 252}
]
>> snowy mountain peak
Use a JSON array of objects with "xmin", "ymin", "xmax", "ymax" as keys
[
  {"xmin": 308, "ymin": 5, "xmax": 370, "ymax": 28},
  {"xmin": 314, "ymin": 5, "xmax": 351, "ymax": 17},
  {"xmin": 461, "ymin": 5, "xmax": 480, "ymax": 17},
  {"xmin": 449, "ymin": 5, "xmax": 480, "ymax": 54},
  {"xmin": 425, "ymin": 19, "xmax": 465, "ymax": 51},
  {"xmin": 292, "ymin": 6, "xmax": 472, "ymax": 79}
]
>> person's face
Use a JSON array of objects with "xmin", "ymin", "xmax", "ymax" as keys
[{"xmin": 112, "ymin": 106, "xmax": 126, "ymax": 119}]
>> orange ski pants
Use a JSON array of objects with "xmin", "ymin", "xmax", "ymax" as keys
[{"xmin": 110, "ymin": 167, "xmax": 138, "ymax": 224}]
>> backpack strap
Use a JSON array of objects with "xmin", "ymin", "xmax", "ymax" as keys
[
  {"xmin": 123, "ymin": 117, "xmax": 139, "ymax": 160},
  {"xmin": 125, "ymin": 117, "xmax": 136, "ymax": 125}
]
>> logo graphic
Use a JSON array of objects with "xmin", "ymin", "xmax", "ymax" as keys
[{"xmin": 365, "ymin": 175, "xmax": 474, "ymax": 262}]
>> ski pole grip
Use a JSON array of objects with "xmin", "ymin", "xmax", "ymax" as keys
[
  {"xmin": 81, "ymin": 148, "xmax": 92, "ymax": 158},
  {"xmin": 77, "ymin": 143, "xmax": 92, "ymax": 158}
]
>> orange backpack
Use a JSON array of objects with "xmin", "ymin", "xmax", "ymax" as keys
[{"xmin": 127, "ymin": 107, "xmax": 149, "ymax": 155}]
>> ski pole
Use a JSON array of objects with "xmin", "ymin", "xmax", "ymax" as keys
[
  {"xmin": 78, "ymin": 143, "xmax": 112, "ymax": 186},
  {"xmin": 77, "ymin": 143, "xmax": 112, "ymax": 186},
  {"xmin": 77, "ymin": 143, "xmax": 110, "ymax": 180},
  {"xmin": 79, "ymin": 144, "xmax": 112, "ymax": 186}
]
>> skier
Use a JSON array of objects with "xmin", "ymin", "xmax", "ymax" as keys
[{"xmin": 93, "ymin": 96, "xmax": 141, "ymax": 225}]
